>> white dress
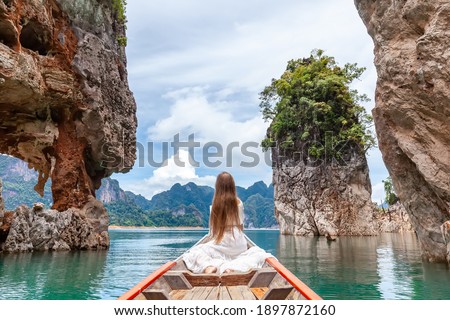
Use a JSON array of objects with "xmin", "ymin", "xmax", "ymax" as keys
[{"xmin": 182, "ymin": 201, "xmax": 273, "ymax": 274}]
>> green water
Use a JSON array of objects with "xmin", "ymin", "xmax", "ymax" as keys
[{"xmin": 0, "ymin": 230, "xmax": 449, "ymax": 300}]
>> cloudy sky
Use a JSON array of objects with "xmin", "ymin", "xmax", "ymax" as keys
[{"xmin": 114, "ymin": 0, "xmax": 389, "ymax": 202}]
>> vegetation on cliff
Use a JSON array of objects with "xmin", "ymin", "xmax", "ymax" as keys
[
  {"xmin": 260, "ymin": 50, "xmax": 375, "ymax": 162},
  {"xmin": 112, "ymin": 0, "xmax": 128, "ymax": 46},
  {"xmin": 382, "ymin": 176, "xmax": 399, "ymax": 206}
]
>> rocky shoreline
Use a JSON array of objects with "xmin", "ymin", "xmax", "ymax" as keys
[
  {"xmin": 1, "ymin": 185, "xmax": 414, "ymax": 254},
  {"xmin": 375, "ymin": 203, "xmax": 414, "ymax": 234},
  {"xmin": 0, "ymin": 193, "xmax": 109, "ymax": 253}
]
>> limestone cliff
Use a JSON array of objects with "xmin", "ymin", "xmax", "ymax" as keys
[
  {"xmin": 354, "ymin": 0, "xmax": 450, "ymax": 262},
  {"xmin": 2, "ymin": 200, "xmax": 109, "ymax": 252},
  {"xmin": 273, "ymin": 148, "xmax": 378, "ymax": 236},
  {"xmin": 0, "ymin": 0, "xmax": 136, "ymax": 252},
  {"xmin": 97, "ymin": 178, "xmax": 127, "ymax": 204},
  {"xmin": 0, "ymin": 0, "xmax": 136, "ymax": 210},
  {"xmin": 376, "ymin": 202, "xmax": 413, "ymax": 233}
]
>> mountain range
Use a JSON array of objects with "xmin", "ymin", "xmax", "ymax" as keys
[{"xmin": 0, "ymin": 155, "xmax": 278, "ymax": 228}]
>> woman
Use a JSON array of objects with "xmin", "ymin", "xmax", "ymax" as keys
[{"xmin": 182, "ymin": 172, "xmax": 272, "ymax": 274}]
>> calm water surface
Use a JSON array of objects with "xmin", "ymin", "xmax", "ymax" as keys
[{"xmin": 0, "ymin": 230, "xmax": 449, "ymax": 300}]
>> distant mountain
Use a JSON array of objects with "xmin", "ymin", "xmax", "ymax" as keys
[
  {"xmin": 237, "ymin": 181, "xmax": 274, "ymax": 202},
  {"xmin": 0, "ymin": 154, "xmax": 278, "ymax": 228},
  {"xmin": 149, "ymin": 182, "xmax": 214, "ymax": 214},
  {"xmin": 243, "ymin": 194, "xmax": 277, "ymax": 228},
  {"xmin": 97, "ymin": 178, "xmax": 126, "ymax": 203},
  {"xmin": 124, "ymin": 191, "xmax": 153, "ymax": 211},
  {"xmin": 99, "ymin": 178, "xmax": 277, "ymax": 228},
  {"xmin": 0, "ymin": 155, "xmax": 52, "ymax": 209}
]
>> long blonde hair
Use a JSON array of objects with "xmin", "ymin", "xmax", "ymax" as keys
[{"xmin": 210, "ymin": 172, "xmax": 243, "ymax": 243}]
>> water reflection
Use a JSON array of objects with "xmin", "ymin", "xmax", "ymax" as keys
[
  {"xmin": 376, "ymin": 233, "xmax": 421, "ymax": 299},
  {"xmin": 97, "ymin": 229, "xmax": 208, "ymax": 299},
  {"xmin": 277, "ymin": 235, "xmax": 382, "ymax": 299},
  {"xmin": 377, "ymin": 246, "xmax": 412, "ymax": 299},
  {"xmin": 245, "ymin": 229, "xmax": 279, "ymax": 255},
  {"xmin": 0, "ymin": 250, "xmax": 108, "ymax": 299},
  {"xmin": 0, "ymin": 230, "xmax": 449, "ymax": 300},
  {"xmin": 275, "ymin": 232, "xmax": 450, "ymax": 300},
  {"xmin": 419, "ymin": 262, "xmax": 450, "ymax": 299}
]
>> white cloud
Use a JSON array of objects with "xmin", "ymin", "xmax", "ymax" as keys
[
  {"xmin": 123, "ymin": 150, "xmax": 216, "ymax": 199},
  {"xmin": 367, "ymin": 145, "xmax": 389, "ymax": 201},
  {"xmin": 144, "ymin": 86, "xmax": 272, "ymax": 190},
  {"xmin": 117, "ymin": 0, "xmax": 387, "ymax": 197},
  {"xmin": 148, "ymin": 87, "xmax": 265, "ymax": 144},
  {"xmin": 127, "ymin": 0, "xmax": 376, "ymax": 96},
  {"xmin": 372, "ymin": 182, "xmax": 385, "ymax": 205}
]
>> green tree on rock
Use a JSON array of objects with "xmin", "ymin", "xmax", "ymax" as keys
[
  {"xmin": 382, "ymin": 176, "xmax": 398, "ymax": 206},
  {"xmin": 260, "ymin": 49, "xmax": 375, "ymax": 164}
]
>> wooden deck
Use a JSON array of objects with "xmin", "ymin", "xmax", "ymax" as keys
[
  {"xmin": 165, "ymin": 285, "xmax": 303, "ymax": 300},
  {"xmin": 135, "ymin": 268, "xmax": 306, "ymax": 300}
]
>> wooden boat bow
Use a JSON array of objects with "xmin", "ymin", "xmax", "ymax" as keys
[{"xmin": 118, "ymin": 234, "xmax": 322, "ymax": 300}]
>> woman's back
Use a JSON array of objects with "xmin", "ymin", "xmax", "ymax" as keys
[
  {"xmin": 182, "ymin": 172, "xmax": 245, "ymax": 273},
  {"xmin": 209, "ymin": 172, "xmax": 243, "ymax": 244},
  {"xmin": 210, "ymin": 199, "xmax": 246, "ymax": 254}
]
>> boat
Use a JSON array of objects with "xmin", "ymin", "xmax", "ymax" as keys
[{"xmin": 118, "ymin": 234, "xmax": 322, "ymax": 300}]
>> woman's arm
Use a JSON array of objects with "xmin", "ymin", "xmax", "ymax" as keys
[
  {"xmin": 208, "ymin": 205, "xmax": 213, "ymax": 234},
  {"xmin": 238, "ymin": 199, "xmax": 244, "ymax": 228}
]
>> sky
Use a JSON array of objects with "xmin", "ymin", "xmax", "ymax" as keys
[{"xmin": 114, "ymin": 0, "xmax": 389, "ymax": 203}]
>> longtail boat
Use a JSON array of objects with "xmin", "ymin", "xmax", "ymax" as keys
[{"xmin": 118, "ymin": 234, "xmax": 322, "ymax": 300}]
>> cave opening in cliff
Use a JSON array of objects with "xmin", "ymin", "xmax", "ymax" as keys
[
  {"xmin": 0, "ymin": 20, "xmax": 17, "ymax": 48},
  {"xmin": 19, "ymin": 21, "xmax": 51, "ymax": 55}
]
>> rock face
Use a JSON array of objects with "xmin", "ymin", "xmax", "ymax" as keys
[
  {"xmin": 1, "ymin": 198, "xmax": 109, "ymax": 252},
  {"xmin": 441, "ymin": 221, "xmax": 450, "ymax": 263},
  {"xmin": 273, "ymin": 149, "xmax": 378, "ymax": 236},
  {"xmin": 376, "ymin": 202, "xmax": 414, "ymax": 233},
  {"xmin": 354, "ymin": 0, "xmax": 450, "ymax": 262},
  {"xmin": 0, "ymin": 0, "xmax": 136, "ymax": 211},
  {"xmin": 96, "ymin": 178, "xmax": 127, "ymax": 204},
  {"xmin": 0, "ymin": 0, "xmax": 136, "ymax": 251}
]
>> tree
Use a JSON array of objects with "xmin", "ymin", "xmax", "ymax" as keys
[
  {"xmin": 260, "ymin": 49, "xmax": 375, "ymax": 163},
  {"xmin": 382, "ymin": 176, "xmax": 398, "ymax": 206}
]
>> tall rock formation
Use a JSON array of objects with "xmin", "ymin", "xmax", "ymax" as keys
[
  {"xmin": 273, "ymin": 148, "xmax": 378, "ymax": 236},
  {"xmin": 0, "ymin": 0, "xmax": 136, "ymax": 251},
  {"xmin": 263, "ymin": 53, "xmax": 378, "ymax": 237},
  {"xmin": 354, "ymin": 0, "xmax": 450, "ymax": 262}
]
